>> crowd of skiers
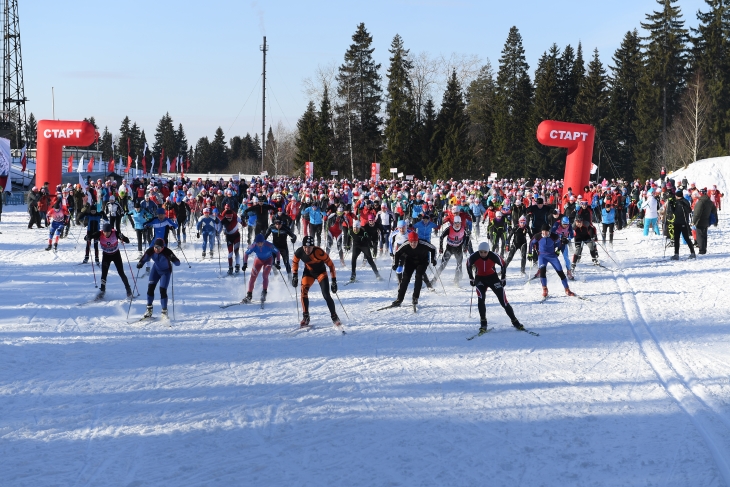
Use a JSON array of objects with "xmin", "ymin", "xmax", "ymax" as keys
[{"xmin": 20, "ymin": 170, "xmax": 723, "ymax": 332}]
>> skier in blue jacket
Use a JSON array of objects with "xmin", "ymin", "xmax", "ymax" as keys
[{"xmin": 529, "ymin": 224, "xmax": 575, "ymax": 298}]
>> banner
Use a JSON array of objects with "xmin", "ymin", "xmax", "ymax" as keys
[
  {"xmin": 0, "ymin": 137, "xmax": 10, "ymax": 177},
  {"xmin": 304, "ymin": 161, "xmax": 313, "ymax": 180},
  {"xmin": 78, "ymin": 156, "xmax": 84, "ymax": 173},
  {"xmin": 78, "ymin": 172, "xmax": 86, "ymax": 190},
  {"xmin": 87, "ymin": 156, "xmax": 95, "ymax": 173},
  {"xmin": 20, "ymin": 144, "xmax": 27, "ymax": 172},
  {"xmin": 67, "ymin": 154, "xmax": 74, "ymax": 173},
  {"xmin": 108, "ymin": 157, "xmax": 115, "ymax": 173},
  {"xmin": 171, "ymin": 157, "xmax": 177, "ymax": 173},
  {"xmin": 126, "ymin": 155, "xmax": 133, "ymax": 173},
  {"xmin": 371, "ymin": 162, "xmax": 380, "ymax": 182}
]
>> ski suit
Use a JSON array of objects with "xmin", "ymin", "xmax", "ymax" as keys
[
  {"xmin": 243, "ymin": 241, "xmax": 281, "ymax": 293},
  {"xmin": 466, "ymin": 250, "xmax": 519, "ymax": 325}
]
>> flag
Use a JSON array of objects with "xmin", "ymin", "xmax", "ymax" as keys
[
  {"xmin": 127, "ymin": 137, "xmax": 130, "ymax": 155},
  {"xmin": 590, "ymin": 163, "xmax": 598, "ymax": 175},
  {"xmin": 78, "ymin": 172, "xmax": 86, "ymax": 190},
  {"xmin": 166, "ymin": 156, "xmax": 170, "ymax": 173},
  {"xmin": 159, "ymin": 148, "xmax": 164, "ymax": 175},
  {"xmin": 108, "ymin": 157, "xmax": 115, "ymax": 173},
  {"xmin": 186, "ymin": 158, "xmax": 190, "ymax": 173},
  {"xmin": 142, "ymin": 142, "xmax": 148, "ymax": 157},
  {"xmin": 135, "ymin": 156, "xmax": 138, "ymax": 173},
  {"xmin": 142, "ymin": 156, "xmax": 147, "ymax": 174},
  {"xmin": 87, "ymin": 156, "xmax": 94, "ymax": 173},
  {"xmin": 20, "ymin": 144, "xmax": 27, "ymax": 172},
  {"xmin": 5, "ymin": 165, "xmax": 11, "ymax": 190},
  {"xmin": 150, "ymin": 157, "xmax": 155, "ymax": 175},
  {"xmin": 67, "ymin": 154, "xmax": 74, "ymax": 173},
  {"xmin": 78, "ymin": 155, "xmax": 84, "ymax": 173},
  {"xmin": 171, "ymin": 157, "xmax": 177, "ymax": 173},
  {"xmin": 126, "ymin": 155, "xmax": 133, "ymax": 173}
]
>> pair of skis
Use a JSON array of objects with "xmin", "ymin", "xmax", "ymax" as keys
[
  {"xmin": 466, "ymin": 326, "xmax": 539, "ymax": 340},
  {"xmin": 376, "ymin": 302, "xmax": 418, "ymax": 313},
  {"xmin": 220, "ymin": 293, "xmax": 266, "ymax": 309}
]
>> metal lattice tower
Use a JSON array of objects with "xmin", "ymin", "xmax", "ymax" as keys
[{"xmin": 2, "ymin": 0, "xmax": 27, "ymax": 147}]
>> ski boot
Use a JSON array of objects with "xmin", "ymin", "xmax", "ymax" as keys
[
  {"xmin": 95, "ymin": 290, "xmax": 105, "ymax": 300},
  {"xmin": 332, "ymin": 314, "xmax": 342, "ymax": 328},
  {"xmin": 512, "ymin": 319, "xmax": 525, "ymax": 331},
  {"xmin": 261, "ymin": 289, "xmax": 267, "ymax": 302},
  {"xmin": 300, "ymin": 313, "xmax": 311, "ymax": 328},
  {"xmin": 542, "ymin": 286, "xmax": 549, "ymax": 298},
  {"xmin": 670, "ymin": 254, "xmax": 679, "ymax": 261},
  {"xmin": 391, "ymin": 299, "xmax": 403, "ymax": 307},
  {"xmin": 479, "ymin": 319, "xmax": 488, "ymax": 333},
  {"xmin": 202, "ymin": 251, "xmax": 206, "ymax": 258},
  {"xmin": 53, "ymin": 243, "xmax": 58, "ymax": 251},
  {"xmin": 688, "ymin": 252, "xmax": 696, "ymax": 260},
  {"xmin": 349, "ymin": 274, "xmax": 357, "ymax": 283},
  {"xmin": 83, "ymin": 256, "xmax": 89, "ymax": 264},
  {"xmin": 126, "ymin": 287, "xmax": 134, "ymax": 299},
  {"xmin": 567, "ymin": 269, "xmax": 574, "ymax": 280},
  {"xmin": 45, "ymin": 243, "xmax": 52, "ymax": 251},
  {"xmin": 235, "ymin": 264, "xmax": 240, "ymax": 274},
  {"xmin": 592, "ymin": 257, "xmax": 599, "ymax": 265},
  {"xmin": 375, "ymin": 272, "xmax": 383, "ymax": 281},
  {"xmin": 227, "ymin": 267, "xmax": 234, "ymax": 275},
  {"xmin": 143, "ymin": 306, "xmax": 153, "ymax": 318},
  {"xmin": 565, "ymin": 288, "xmax": 576, "ymax": 297},
  {"xmin": 412, "ymin": 298, "xmax": 418, "ymax": 312},
  {"xmin": 161, "ymin": 309, "xmax": 169, "ymax": 319},
  {"xmin": 241, "ymin": 292, "xmax": 253, "ymax": 304},
  {"xmin": 95, "ymin": 259, "xmax": 100, "ymax": 265}
]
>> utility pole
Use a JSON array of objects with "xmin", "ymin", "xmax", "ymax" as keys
[
  {"xmin": 2, "ymin": 0, "xmax": 28, "ymax": 148},
  {"xmin": 260, "ymin": 36, "xmax": 268, "ymax": 173}
]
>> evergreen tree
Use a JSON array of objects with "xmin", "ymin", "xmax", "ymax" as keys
[
  {"xmin": 635, "ymin": 0, "xmax": 689, "ymax": 178},
  {"xmin": 558, "ymin": 43, "xmax": 585, "ymax": 120},
  {"xmin": 336, "ymin": 23, "xmax": 383, "ymax": 178},
  {"xmin": 293, "ymin": 101, "xmax": 319, "ymax": 174},
  {"xmin": 242, "ymin": 134, "xmax": 256, "ymax": 161},
  {"xmin": 100, "ymin": 126, "xmax": 114, "ymax": 162},
  {"xmin": 313, "ymin": 87, "xmax": 335, "ymax": 175},
  {"xmin": 382, "ymin": 34, "xmax": 416, "ymax": 175},
  {"xmin": 606, "ymin": 30, "xmax": 643, "ymax": 180},
  {"xmin": 467, "ymin": 62, "xmax": 497, "ymax": 178},
  {"xmin": 153, "ymin": 112, "xmax": 178, "ymax": 163},
  {"xmin": 139, "ymin": 130, "xmax": 148, "ymax": 163},
  {"xmin": 175, "ymin": 123, "xmax": 188, "ymax": 158},
  {"xmin": 194, "ymin": 136, "xmax": 212, "ymax": 173},
  {"xmin": 494, "ymin": 26, "xmax": 534, "ymax": 177},
  {"xmin": 691, "ymin": 0, "xmax": 730, "ymax": 155},
  {"xmin": 83, "ymin": 117, "xmax": 99, "ymax": 131},
  {"xmin": 252, "ymin": 134, "xmax": 262, "ymax": 167},
  {"xmin": 575, "ymin": 48, "xmax": 609, "ymax": 164},
  {"xmin": 25, "ymin": 113, "xmax": 37, "ymax": 149},
  {"xmin": 210, "ymin": 127, "xmax": 228, "ymax": 171},
  {"xmin": 418, "ymin": 98, "xmax": 437, "ymax": 176},
  {"xmin": 230, "ymin": 136, "xmax": 243, "ymax": 162},
  {"xmin": 118, "ymin": 116, "xmax": 132, "ymax": 156},
  {"xmin": 427, "ymin": 71, "xmax": 471, "ymax": 180},
  {"xmin": 528, "ymin": 45, "xmax": 564, "ymax": 178}
]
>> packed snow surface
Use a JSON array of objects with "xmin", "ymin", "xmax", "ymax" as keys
[
  {"xmin": 669, "ymin": 156, "xmax": 730, "ymax": 195},
  {"xmin": 1, "ymin": 201, "xmax": 729, "ymax": 485}
]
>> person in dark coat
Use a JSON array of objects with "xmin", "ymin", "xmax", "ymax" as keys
[
  {"xmin": 665, "ymin": 190, "xmax": 696, "ymax": 260},
  {"xmin": 691, "ymin": 188, "xmax": 718, "ymax": 255}
]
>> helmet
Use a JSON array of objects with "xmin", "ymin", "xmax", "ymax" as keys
[
  {"xmin": 478, "ymin": 241, "xmax": 490, "ymax": 252},
  {"xmin": 407, "ymin": 231, "xmax": 419, "ymax": 242},
  {"xmin": 561, "ymin": 216, "xmax": 570, "ymax": 225},
  {"xmin": 453, "ymin": 216, "xmax": 462, "ymax": 224},
  {"xmin": 212, "ymin": 208, "xmax": 219, "ymax": 215},
  {"xmin": 102, "ymin": 223, "xmax": 112, "ymax": 233},
  {"xmin": 302, "ymin": 236, "xmax": 315, "ymax": 246},
  {"xmin": 154, "ymin": 238, "xmax": 165, "ymax": 248},
  {"xmin": 495, "ymin": 211, "xmax": 503, "ymax": 219},
  {"xmin": 518, "ymin": 215, "xmax": 527, "ymax": 224}
]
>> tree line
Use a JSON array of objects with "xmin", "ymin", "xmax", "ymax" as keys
[{"xmin": 293, "ymin": 0, "xmax": 730, "ymax": 182}]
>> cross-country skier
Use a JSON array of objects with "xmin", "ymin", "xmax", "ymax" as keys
[
  {"xmin": 391, "ymin": 231, "xmax": 437, "ymax": 309},
  {"xmin": 196, "ymin": 207, "xmax": 219, "ymax": 258},
  {"xmin": 241, "ymin": 233, "xmax": 281, "ymax": 304},
  {"xmin": 144, "ymin": 207, "xmax": 178, "ymax": 247},
  {"xmin": 291, "ymin": 236, "xmax": 341, "ymax": 329},
  {"xmin": 136, "ymin": 238, "xmax": 181, "ymax": 319},
  {"xmin": 104, "ymin": 195, "xmax": 124, "ymax": 233},
  {"xmin": 127, "ymin": 201, "xmax": 153, "ymax": 257},
  {"xmin": 529, "ymin": 223, "xmax": 576, "ymax": 298},
  {"xmin": 665, "ymin": 189, "xmax": 696, "ymax": 260},
  {"xmin": 347, "ymin": 220, "xmax": 382, "ymax": 282},
  {"xmin": 504, "ymin": 215, "xmax": 532, "ymax": 275},
  {"xmin": 550, "ymin": 216, "xmax": 574, "ymax": 280},
  {"xmin": 265, "ymin": 218, "xmax": 297, "ymax": 277},
  {"xmin": 571, "ymin": 218, "xmax": 600, "ymax": 269},
  {"xmin": 220, "ymin": 207, "xmax": 242, "ymax": 275},
  {"xmin": 487, "ymin": 211, "xmax": 508, "ymax": 257},
  {"xmin": 325, "ymin": 206, "xmax": 347, "ymax": 267},
  {"xmin": 301, "ymin": 201, "xmax": 327, "ymax": 246},
  {"xmin": 466, "ymin": 241, "xmax": 524, "ymax": 333},
  {"xmin": 78, "ymin": 204, "xmax": 102, "ymax": 264},
  {"xmin": 86, "ymin": 223, "xmax": 134, "ymax": 299},
  {"xmin": 436, "ymin": 215, "xmax": 470, "ymax": 284},
  {"xmin": 242, "ymin": 197, "xmax": 276, "ymax": 237},
  {"xmin": 45, "ymin": 199, "xmax": 68, "ymax": 251}
]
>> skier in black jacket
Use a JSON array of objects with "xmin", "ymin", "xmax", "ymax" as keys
[
  {"xmin": 504, "ymin": 215, "xmax": 532, "ymax": 274},
  {"xmin": 665, "ymin": 190, "xmax": 696, "ymax": 260},
  {"xmin": 265, "ymin": 218, "xmax": 297, "ymax": 277},
  {"xmin": 391, "ymin": 231, "xmax": 437, "ymax": 308},
  {"xmin": 347, "ymin": 221, "xmax": 381, "ymax": 282}
]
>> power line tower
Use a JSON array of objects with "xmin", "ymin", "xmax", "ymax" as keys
[
  {"xmin": 260, "ymin": 36, "xmax": 267, "ymax": 173},
  {"xmin": 1, "ymin": 0, "xmax": 27, "ymax": 148}
]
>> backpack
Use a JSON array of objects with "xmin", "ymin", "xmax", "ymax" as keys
[{"xmin": 709, "ymin": 211, "xmax": 718, "ymax": 226}]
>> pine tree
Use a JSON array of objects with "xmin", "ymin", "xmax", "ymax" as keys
[
  {"xmin": 428, "ymin": 70, "xmax": 471, "ymax": 180},
  {"xmin": 194, "ymin": 136, "xmax": 212, "ymax": 173},
  {"xmin": 418, "ymin": 98, "xmax": 437, "ymax": 176},
  {"xmin": 635, "ymin": 0, "xmax": 689, "ymax": 178},
  {"xmin": 494, "ymin": 26, "xmax": 534, "ymax": 177},
  {"xmin": 606, "ymin": 30, "xmax": 643, "ymax": 180},
  {"xmin": 293, "ymin": 101, "xmax": 318, "ymax": 174},
  {"xmin": 336, "ymin": 23, "xmax": 383, "ymax": 178},
  {"xmin": 153, "ymin": 113, "xmax": 178, "ymax": 163},
  {"xmin": 175, "ymin": 124, "xmax": 188, "ymax": 158},
  {"xmin": 467, "ymin": 62, "xmax": 497, "ymax": 178},
  {"xmin": 691, "ymin": 0, "xmax": 730, "ymax": 155},
  {"xmin": 313, "ymin": 87, "xmax": 335, "ymax": 175},
  {"xmin": 558, "ymin": 43, "xmax": 585, "ymax": 120},
  {"xmin": 210, "ymin": 127, "xmax": 228, "ymax": 171},
  {"xmin": 265, "ymin": 126, "xmax": 278, "ymax": 174},
  {"xmin": 575, "ymin": 48, "xmax": 609, "ymax": 164},
  {"xmin": 382, "ymin": 34, "xmax": 416, "ymax": 175},
  {"xmin": 230, "ymin": 136, "xmax": 243, "ymax": 162},
  {"xmin": 528, "ymin": 45, "xmax": 564, "ymax": 178},
  {"xmin": 25, "ymin": 113, "xmax": 37, "ymax": 149},
  {"xmin": 100, "ymin": 127, "xmax": 114, "ymax": 162}
]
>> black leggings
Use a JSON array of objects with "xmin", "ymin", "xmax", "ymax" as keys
[
  {"xmin": 504, "ymin": 243, "xmax": 527, "ymax": 272},
  {"xmin": 352, "ymin": 245, "xmax": 378, "ymax": 275},
  {"xmin": 475, "ymin": 275, "xmax": 517, "ymax": 323},
  {"xmin": 397, "ymin": 262, "xmax": 428, "ymax": 302},
  {"xmin": 100, "ymin": 251, "xmax": 131, "ymax": 292}
]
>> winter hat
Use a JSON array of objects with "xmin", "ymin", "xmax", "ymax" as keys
[
  {"xmin": 154, "ymin": 238, "xmax": 165, "ymax": 247},
  {"xmin": 254, "ymin": 233, "xmax": 265, "ymax": 243},
  {"xmin": 157, "ymin": 207, "xmax": 165, "ymax": 214},
  {"xmin": 675, "ymin": 189, "xmax": 684, "ymax": 197},
  {"xmin": 102, "ymin": 223, "xmax": 112, "ymax": 233},
  {"xmin": 407, "ymin": 231, "xmax": 419, "ymax": 242}
]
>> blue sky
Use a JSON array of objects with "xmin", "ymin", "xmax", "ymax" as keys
[{"xmin": 24, "ymin": 0, "xmax": 707, "ymax": 145}]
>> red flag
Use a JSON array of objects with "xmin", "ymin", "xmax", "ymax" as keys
[
  {"xmin": 87, "ymin": 156, "xmax": 95, "ymax": 173},
  {"xmin": 171, "ymin": 157, "xmax": 177, "ymax": 173},
  {"xmin": 108, "ymin": 158, "xmax": 115, "ymax": 173},
  {"xmin": 20, "ymin": 144, "xmax": 27, "ymax": 171},
  {"xmin": 159, "ymin": 148, "xmax": 164, "ymax": 175},
  {"xmin": 67, "ymin": 154, "xmax": 74, "ymax": 173},
  {"xmin": 186, "ymin": 159, "xmax": 190, "ymax": 172},
  {"xmin": 127, "ymin": 137, "xmax": 130, "ymax": 155},
  {"xmin": 126, "ymin": 155, "xmax": 133, "ymax": 173},
  {"xmin": 142, "ymin": 156, "xmax": 147, "ymax": 174}
]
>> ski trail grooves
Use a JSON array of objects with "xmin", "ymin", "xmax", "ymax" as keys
[{"xmin": 612, "ymin": 253, "xmax": 730, "ymax": 485}]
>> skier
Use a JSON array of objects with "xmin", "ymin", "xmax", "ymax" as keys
[
  {"xmin": 86, "ymin": 223, "xmax": 134, "ymax": 299},
  {"xmin": 45, "ymin": 199, "xmax": 68, "ymax": 251},
  {"xmin": 347, "ymin": 221, "xmax": 382, "ymax": 282},
  {"xmin": 291, "ymin": 236, "xmax": 341, "ymax": 329},
  {"xmin": 529, "ymin": 224, "xmax": 576, "ymax": 298},
  {"xmin": 436, "ymin": 215, "xmax": 470, "ymax": 284},
  {"xmin": 78, "ymin": 204, "xmax": 102, "ymax": 264},
  {"xmin": 127, "ymin": 201, "xmax": 153, "ymax": 257},
  {"xmin": 241, "ymin": 233, "xmax": 282, "ymax": 304},
  {"xmin": 466, "ymin": 241, "xmax": 524, "ymax": 333},
  {"xmin": 242, "ymin": 196, "xmax": 276, "ymax": 237},
  {"xmin": 413, "ymin": 213, "xmax": 438, "ymax": 242},
  {"xmin": 196, "ymin": 207, "xmax": 219, "ymax": 258},
  {"xmin": 264, "ymin": 217, "xmax": 297, "ymax": 277},
  {"xmin": 136, "ymin": 238, "xmax": 181, "ymax": 319},
  {"xmin": 692, "ymin": 187, "xmax": 718, "ymax": 255},
  {"xmin": 376, "ymin": 202, "xmax": 395, "ymax": 256},
  {"xmin": 301, "ymin": 201, "xmax": 326, "ymax": 246},
  {"xmin": 325, "ymin": 206, "xmax": 347, "ymax": 267},
  {"xmin": 571, "ymin": 218, "xmax": 600, "ymax": 269},
  {"xmin": 144, "ymin": 207, "xmax": 178, "ymax": 247},
  {"xmin": 601, "ymin": 202, "xmax": 616, "ymax": 245},
  {"xmin": 550, "ymin": 216, "xmax": 574, "ymax": 280},
  {"xmin": 487, "ymin": 211, "xmax": 508, "ymax": 257},
  {"xmin": 504, "ymin": 215, "xmax": 532, "ymax": 275},
  {"xmin": 220, "ymin": 207, "xmax": 242, "ymax": 274},
  {"xmin": 173, "ymin": 196, "xmax": 190, "ymax": 247},
  {"xmin": 391, "ymin": 231, "xmax": 437, "ymax": 309},
  {"xmin": 104, "ymin": 195, "xmax": 124, "ymax": 233},
  {"xmin": 665, "ymin": 189, "xmax": 696, "ymax": 260},
  {"xmin": 365, "ymin": 213, "xmax": 384, "ymax": 259}
]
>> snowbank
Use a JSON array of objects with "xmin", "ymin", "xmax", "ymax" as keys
[{"xmin": 668, "ymin": 156, "xmax": 730, "ymax": 193}]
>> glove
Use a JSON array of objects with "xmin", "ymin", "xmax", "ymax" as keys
[
  {"xmin": 344, "ymin": 246, "xmax": 351, "ymax": 252},
  {"xmin": 273, "ymin": 262, "xmax": 281, "ymax": 270},
  {"xmin": 556, "ymin": 249, "xmax": 561, "ymax": 256},
  {"xmin": 330, "ymin": 278, "xmax": 338, "ymax": 293},
  {"xmin": 527, "ymin": 252, "xmax": 533, "ymax": 261},
  {"xmin": 501, "ymin": 278, "xmax": 507, "ymax": 287},
  {"xmin": 392, "ymin": 263, "xmax": 399, "ymax": 271},
  {"xmin": 136, "ymin": 261, "xmax": 144, "ymax": 269},
  {"xmin": 439, "ymin": 245, "xmax": 443, "ymax": 254},
  {"xmin": 291, "ymin": 236, "xmax": 297, "ymax": 243},
  {"xmin": 469, "ymin": 279, "xmax": 475, "ymax": 287},
  {"xmin": 197, "ymin": 232, "xmax": 200, "ymax": 239},
  {"xmin": 431, "ymin": 257, "xmax": 437, "ymax": 267},
  {"xmin": 242, "ymin": 263, "xmax": 248, "ymax": 272},
  {"xmin": 396, "ymin": 265, "xmax": 403, "ymax": 274},
  {"xmin": 561, "ymin": 237, "xmax": 568, "ymax": 245},
  {"xmin": 83, "ymin": 235, "xmax": 89, "ymax": 241},
  {"xmin": 291, "ymin": 275, "xmax": 298, "ymax": 288},
  {"xmin": 389, "ymin": 252, "xmax": 394, "ymax": 257}
]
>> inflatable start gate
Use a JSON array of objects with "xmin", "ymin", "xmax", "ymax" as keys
[
  {"xmin": 536, "ymin": 120, "xmax": 595, "ymax": 195},
  {"xmin": 35, "ymin": 120, "xmax": 98, "ymax": 192}
]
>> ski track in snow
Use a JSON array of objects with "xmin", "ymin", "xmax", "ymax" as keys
[{"xmin": 1, "ymin": 192, "xmax": 730, "ymax": 486}]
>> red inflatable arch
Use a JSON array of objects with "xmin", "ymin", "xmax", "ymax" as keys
[
  {"xmin": 35, "ymin": 120, "xmax": 98, "ymax": 192},
  {"xmin": 536, "ymin": 120, "xmax": 595, "ymax": 197}
]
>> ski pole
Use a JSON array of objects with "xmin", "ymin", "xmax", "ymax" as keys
[
  {"xmin": 171, "ymin": 266, "xmax": 175, "ymax": 321},
  {"xmin": 294, "ymin": 278, "xmax": 300, "ymax": 321},
  {"xmin": 387, "ymin": 265, "xmax": 393, "ymax": 289},
  {"xmin": 469, "ymin": 266, "xmax": 475, "ymax": 317},
  {"xmin": 333, "ymin": 288, "xmax": 350, "ymax": 319},
  {"xmin": 595, "ymin": 241, "xmax": 620, "ymax": 268},
  {"xmin": 429, "ymin": 263, "xmax": 448, "ymax": 294},
  {"xmin": 127, "ymin": 267, "xmax": 142, "ymax": 320},
  {"xmin": 276, "ymin": 267, "xmax": 294, "ymax": 299},
  {"xmin": 177, "ymin": 243, "xmax": 192, "ymax": 268},
  {"xmin": 90, "ymin": 253, "xmax": 98, "ymax": 288},
  {"xmin": 217, "ymin": 238, "xmax": 222, "ymax": 275},
  {"xmin": 121, "ymin": 240, "xmax": 141, "ymax": 296}
]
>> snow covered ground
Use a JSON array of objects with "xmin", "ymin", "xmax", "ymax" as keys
[
  {"xmin": 1, "ymin": 196, "xmax": 729, "ymax": 485},
  {"xmin": 669, "ymin": 157, "xmax": 730, "ymax": 196}
]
